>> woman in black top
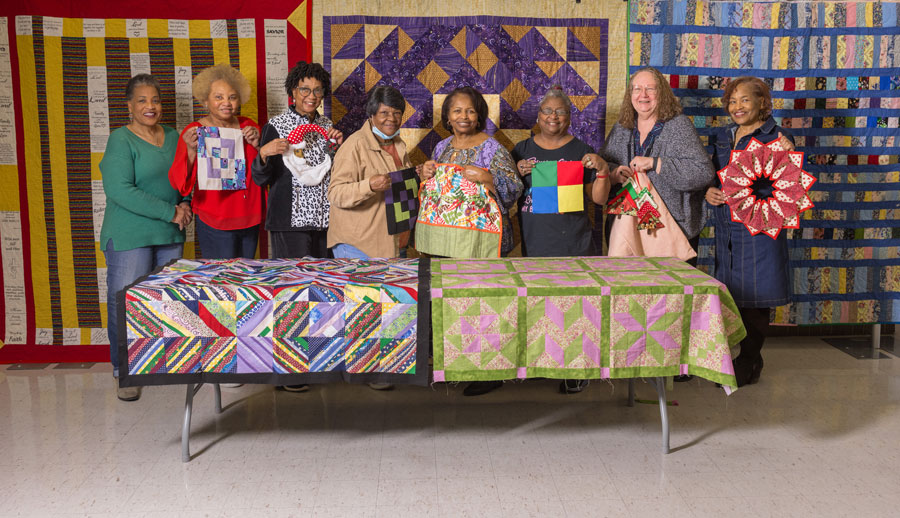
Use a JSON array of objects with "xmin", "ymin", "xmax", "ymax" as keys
[{"xmin": 512, "ymin": 86, "xmax": 610, "ymax": 257}]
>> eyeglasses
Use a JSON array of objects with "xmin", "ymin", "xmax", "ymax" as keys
[
  {"xmin": 631, "ymin": 86, "xmax": 658, "ymax": 95},
  {"xmin": 295, "ymin": 86, "xmax": 325, "ymax": 98},
  {"xmin": 539, "ymin": 108, "xmax": 570, "ymax": 117}
]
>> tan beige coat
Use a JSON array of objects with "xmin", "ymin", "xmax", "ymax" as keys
[{"xmin": 327, "ymin": 120, "xmax": 412, "ymax": 258}]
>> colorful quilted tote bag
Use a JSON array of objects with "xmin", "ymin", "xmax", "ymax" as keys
[{"xmin": 415, "ymin": 163, "xmax": 502, "ymax": 258}]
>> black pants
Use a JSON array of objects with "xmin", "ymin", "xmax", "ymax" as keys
[
  {"xmin": 738, "ymin": 306, "xmax": 769, "ymax": 361},
  {"xmin": 270, "ymin": 229, "xmax": 329, "ymax": 259}
]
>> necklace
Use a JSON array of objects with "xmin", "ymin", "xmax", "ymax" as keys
[{"xmin": 130, "ymin": 124, "xmax": 163, "ymax": 147}]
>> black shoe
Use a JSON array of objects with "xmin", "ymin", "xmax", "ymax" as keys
[
  {"xmin": 278, "ymin": 384, "xmax": 310, "ymax": 392},
  {"xmin": 673, "ymin": 375, "xmax": 694, "ymax": 382},
  {"xmin": 559, "ymin": 379, "xmax": 589, "ymax": 394},
  {"xmin": 463, "ymin": 380, "xmax": 503, "ymax": 396},
  {"xmin": 734, "ymin": 356, "xmax": 763, "ymax": 387}
]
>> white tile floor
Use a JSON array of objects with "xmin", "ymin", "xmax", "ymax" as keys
[{"xmin": 2, "ymin": 336, "xmax": 899, "ymax": 518}]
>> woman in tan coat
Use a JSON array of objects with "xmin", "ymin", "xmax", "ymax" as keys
[{"xmin": 328, "ymin": 85, "xmax": 411, "ymax": 258}]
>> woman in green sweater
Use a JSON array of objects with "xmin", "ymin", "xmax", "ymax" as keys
[{"xmin": 100, "ymin": 74, "xmax": 191, "ymax": 401}]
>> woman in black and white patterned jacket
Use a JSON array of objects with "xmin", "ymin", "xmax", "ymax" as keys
[{"xmin": 252, "ymin": 61, "xmax": 344, "ymax": 258}]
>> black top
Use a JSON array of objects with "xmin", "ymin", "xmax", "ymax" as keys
[{"xmin": 511, "ymin": 137, "xmax": 596, "ymax": 257}]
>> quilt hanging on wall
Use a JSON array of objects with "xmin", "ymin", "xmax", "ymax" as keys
[
  {"xmin": 2, "ymin": 16, "xmax": 262, "ymax": 350},
  {"xmin": 322, "ymin": 15, "xmax": 614, "ymax": 167},
  {"xmin": 629, "ymin": 0, "xmax": 899, "ymax": 325}
]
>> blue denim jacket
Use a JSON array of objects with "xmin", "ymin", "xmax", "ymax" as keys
[{"xmin": 709, "ymin": 117, "xmax": 793, "ymax": 308}]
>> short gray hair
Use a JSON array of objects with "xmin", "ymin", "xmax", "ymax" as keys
[
  {"xmin": 539, "ymin": 85, "xmax": 572, "ymax": 112},
  {"xmin": 365, "ymin": 85, "xmax": 405, "ymax": 117}
]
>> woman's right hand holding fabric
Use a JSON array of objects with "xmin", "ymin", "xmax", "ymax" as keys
[
  {"xmin": 705, "ymin": 186, "xmax": 726, "ymax": 206},
  {"xmin": 516, "ymin": 159, "xmax": 534, "ymax": 176},
  {"xmin": 259, "ymin": 138, "xmax": 290, "ymax": 163},
  {"xmin": 416, "ymin": 160, "xmax": 437, "ymax": 180},
  {"xmin": 611, "ymin": 165, "xmax": 633, "ymax": 183},
  {"xmin": 182, "ymin": 128, "xmax": 199, "ymax": 163},
  {"xmin": 369, "ymin": 173, "xmax": 391, "ymax": 192}
]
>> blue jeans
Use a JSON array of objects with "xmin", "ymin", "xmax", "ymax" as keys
[
  {"xmin": 196, "ymin": 217, "xmax": 259, "ymax": 259},
  {"xmin": 331, "ymin": 243, "xmax": 369, "ymax": 259},
  {"xmin": 105, "ymin": 239, "xmax": 183, "ymax": 377}
]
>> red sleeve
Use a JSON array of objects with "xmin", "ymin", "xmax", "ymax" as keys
[
  {"xmin": 168, "ymin": 122, "xmax": 201, "ymax": 197},
  {"xmin": 239, "ymin": 116, "xmax": 261, "ymax": 163}
]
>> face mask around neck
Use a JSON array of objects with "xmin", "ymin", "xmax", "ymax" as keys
[{"xmin": 372, "ymin": 124, "xmax": 400, "ymax": 141}]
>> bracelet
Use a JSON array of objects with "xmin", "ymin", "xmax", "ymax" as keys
[
  {"xmin": 652, "ymin": 156, "xmax": 659, "ymax": 171},
  {"xmin": 594, "ymin": 174, "xmax": 609, "ymax": 179}
]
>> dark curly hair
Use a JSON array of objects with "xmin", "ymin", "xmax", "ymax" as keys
[
  {"xmin": 283, "ymin": 61, "xmax": 331, "ymax": 99},
  {"xmin": 440, "ymin": 87, "xmax": 488, "ymax": 133},
  {"xmin": 722, "ymin": 76, "xmax": 773, "ymax": 122}
]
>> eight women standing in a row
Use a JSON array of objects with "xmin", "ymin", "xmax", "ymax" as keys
[{"xmin": 102, "ymin": 61, "xmax": 786, "ymax": 400}]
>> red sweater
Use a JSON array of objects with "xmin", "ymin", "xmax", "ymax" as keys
[{"xmin": 169, "ymin": 117, "xmax": 265, "ymax": 230}]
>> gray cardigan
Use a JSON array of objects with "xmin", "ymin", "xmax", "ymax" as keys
[{"xmin": 601, "ymin": 114, "xmax": 715, "ymax": 238}]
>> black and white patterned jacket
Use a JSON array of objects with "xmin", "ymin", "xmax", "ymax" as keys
[{"xmin": 252, "ymin": 108, "xmax": 335, "ymax": 231}]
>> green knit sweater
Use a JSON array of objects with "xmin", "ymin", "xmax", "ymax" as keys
[{"xmin": 99, "ymin": 125, "xmax": 186, "ymax": 251}]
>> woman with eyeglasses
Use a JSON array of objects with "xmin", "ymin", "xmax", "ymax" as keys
[
  {"xmin": 600, "ymin": 66, "xmax": 714, "ymax": 265},
  {"xmin": 252, "ymin": 61, "xmax": 344, "ymax": 260},
  {"xmin": 514, "ymin": 85, "xmax": 610, "ymax": 259}
]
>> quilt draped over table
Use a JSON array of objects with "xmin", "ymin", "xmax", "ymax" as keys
[
  {"xmin": 431, "ymin": 257, "xmax": 744, "ymax": 388},
  {"xmin": 119, "ymin": 258, "xmax": 430, "ymax": 387}
]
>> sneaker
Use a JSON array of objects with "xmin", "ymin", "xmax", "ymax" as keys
[
  {"xmin": 559, "ymin": 379, "xmax": 589, "ymax": 394},
  {"xmin": 278, "ymin": 384, "xmax": 310, "ymax": 392},
  {"xmin": 367, "ymin": 382, "xmax": 394, "ymax": 391},
  {"xmin": 673, "ymin": 375, "xmax": 695, "ymax": 382},
  {"xmin": 462, "ymin": 380, "xmax": 503, "ymax": 396},
  {"xmin": 117, "ymin": 386, "xmax": 141, "ymax": 402}
]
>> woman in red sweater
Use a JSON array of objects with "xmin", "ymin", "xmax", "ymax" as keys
[{"xmin": 169, "ymin": 64, "xmax": 265, "ymax": 259}]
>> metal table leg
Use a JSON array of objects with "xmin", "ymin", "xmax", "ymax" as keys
[
  {"xmin": 214, "ymin": 383, "xmax": 222, "ymax": 414},
  {"xmin": 648, "ymin": 377, "xmax": 670, "ymax": 454},
  {"xmin": 182, "ymin": 383, "xmax": 204, "ymax": 462},
  {"xmin": 872, "ymin": 324, "xmax": 882, "ymax": 358}
]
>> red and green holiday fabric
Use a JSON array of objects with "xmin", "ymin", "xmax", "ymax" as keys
[
  {"xmin": 415, "ymin": 163, "xmax": 502, "ymax": 258},
  {"xmin": 718, "ymin": 138, "xmax": 815, "ymax": 239},
  {"xmin": 530, "ymin": 161, "xmax": 585, "ymax": 213},
  {"xmin": 431, "ymin": 257, "xmax": 745, "ymax": 390},
  {"xmin": 283, "ymin": 124, "xmax": 334, "ymax": 186},
  {"xmin": 607, "ymin": 175, "xmax": 664, "ymax": 230}
]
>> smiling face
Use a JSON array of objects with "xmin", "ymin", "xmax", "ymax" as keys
[
  {"xmin": 727, "ymin": 83, "xmax": 764, "ymax": 127},
  {"xmin": 292, "ymin": 77, "xmax": 325, "ymax": 118},
  {"xmin": 127, "ymin": 84, "xmax": 162, "ymax": 128},
  {"xmin": 447, "ymin": 93, "xmax": 479, "ymax": 136},
  {"xmin": 370, "ymin": 103, "xmax": 403, "ymax": 137},
  {"xmin": 630, "ymin": 70, "xmax": 660, "ymax": 119},
  {"xmin": 537, "ymin": 97, "xmax": 571, "ymax": 137},
  {"xmin": 205, "ymin": 79, "xmax": 240, "ymax": 125}
]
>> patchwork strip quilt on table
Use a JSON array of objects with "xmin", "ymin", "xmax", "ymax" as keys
[
  {"xmin": 119, "ymin": 258, "xmax": 430, "ymax": 387},
  {"xmin": 431, "ymin": 257, "xmax": 744, "ymax": 388}
]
